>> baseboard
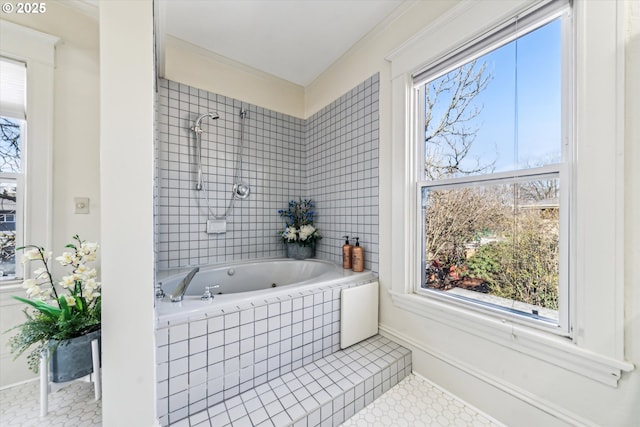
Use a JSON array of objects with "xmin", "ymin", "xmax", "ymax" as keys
[
  {"xmin": 378, "ymin": 323, "xmax": 598, "ymax": 427},
  {"xmin": 0, "ymin": 376, "xmax": 38, "ymax": 392}
]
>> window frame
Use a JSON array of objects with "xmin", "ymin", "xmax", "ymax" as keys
[
  {"xmin": 0, "ymin": 55, "xmax": 27, "ymax": 278},
  {"xmin": 384, "ymin": 0, "xmax": 633, "ymax": 387},
  {"xmin": 0, "ymin": 21, "xmax": 58, "ymax": 281},
  {"xmin": 412, "ymin": 7, "xmax": 573, "ymax": 336}
]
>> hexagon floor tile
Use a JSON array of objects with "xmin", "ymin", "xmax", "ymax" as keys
[
  {"xmin": 0, "ymin": 374, "xmax": 502, "ymax": 426},
  {"xmin": 0, "ymin": 380, "xmax": 100, "ymax": 427},
  {"xmin": 341, "ymin": 374, "xmax": 504, "ymax": 427}
]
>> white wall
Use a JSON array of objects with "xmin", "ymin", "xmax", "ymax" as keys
[
  {"xmin": 99, "ymin": 1, "xmax": 156, "ymax": 425},
  {"xmin": 164, "ymin": 35, "xmax": 306, "ymax": 119}
]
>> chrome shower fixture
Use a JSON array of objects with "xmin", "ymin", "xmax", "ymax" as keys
[
  {"xmin": 191, "ymin": 112, "xmax": 219, "ymax": 134},
  {"xmin": 232, "ymin": 108, "xmax": 250, "ymax": 199},
  {"xmin": 192, "ymin": 112, "xmax": 219, "ymax": 191}
]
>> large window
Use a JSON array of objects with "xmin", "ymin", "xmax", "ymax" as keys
[
  {"xmin": 414, "ymin": 3, "xmax": 571, "ymax": 333},
  {"xmin": 0, "ymin": 58, "xmax": 26, "ymax": 279}
]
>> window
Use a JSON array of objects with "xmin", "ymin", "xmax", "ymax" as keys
[
  {"xmin": 386, "ymin": 0, "xmax": 630, "ymax": 386},
  {"xmin": 414, "ymin": 3, "xmax": 571, "ymax": 334},
  {"xmin": 0, "ymin": 21, "xmax": 58, "ymax": 282},
  {"xmin": 0, "ymin": 58, "xmax": 26, "ymax": 279}
]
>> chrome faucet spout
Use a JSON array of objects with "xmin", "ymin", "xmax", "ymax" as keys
[{"xmin": 170, "ymin": 267, "xmax": 200, "ymax": 302}]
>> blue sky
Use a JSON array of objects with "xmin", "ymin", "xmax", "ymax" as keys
[{"xmin": 426, "ymin": 18, "xmax": 562, "ymax": 174}]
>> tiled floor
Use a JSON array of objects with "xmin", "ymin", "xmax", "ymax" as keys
[
  {"xmin": 0, "ymin": 374, "xmax": 502, "ymax": 427},
  {"xmin": 0, "ymin": 380, "xmax": 101, "ymax": 427},
  {"xmin": 342, "ymin": 374, "xmax": 504, "ymax": 427}
]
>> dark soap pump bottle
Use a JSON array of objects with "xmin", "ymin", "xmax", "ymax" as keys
[
  {"xmin": 342, "ymin": 236, "xmax": 353, "ymax": 269},
  {"xmin": 351, "ymin": 237, "xmax": 364, "ymax": 272}
]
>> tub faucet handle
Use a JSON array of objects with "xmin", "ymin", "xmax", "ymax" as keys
[
  {"xmin": 201, "ymin": 284, "xmax": 220, "ymax": 301},
  {"xmin": 155, "ymin": 282, "xmax": 165, "ymax": 299}
]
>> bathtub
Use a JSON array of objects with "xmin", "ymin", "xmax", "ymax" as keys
[
  {"xmin": 155, "ymin": 258, "xmax": 375, "ymax": 324},
  {"xmin": 155, "ymin": 258, "xmax": 377, "ymax": 424}
]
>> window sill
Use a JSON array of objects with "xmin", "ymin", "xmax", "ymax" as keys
[{"xmin": 388, "ymin": 290, "xmax": 634, "ymax": 387}]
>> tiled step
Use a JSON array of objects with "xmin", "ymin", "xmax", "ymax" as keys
[{"xmin": 183, "ymin": 335, "xmax": 412, "ymax": 427}]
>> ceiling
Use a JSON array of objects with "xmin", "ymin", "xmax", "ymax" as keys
[
  {"xmin": 74, "ymin": 0, "xmax": 407, "ymax": 87},
  {"xmin": 160, "ymin": 0, "xmax": 406, "ymax": 87}
]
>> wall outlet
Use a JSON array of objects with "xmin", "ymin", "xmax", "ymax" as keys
[{"xmin": 206, "ymin": 219, "xmax": 226, "ymax": 234}]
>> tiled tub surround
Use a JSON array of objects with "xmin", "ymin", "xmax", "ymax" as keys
[
  {"xmin": 155, "ymin": 74, "xmax": 379, "ymax": 273},
  {"xmin": 155, "ymin": 79, "xmax": 306, "ymax": 269},
  {"xmin": 186, "ymin": 335, "xmax": 412, "ymax": 427},
  {"xmin": 306, "ymin": 74, "xmax": 379, "ymax": 273},
  {"xmin": 155, "ymin": 273, "xmax": 381, "ymax": 425}
]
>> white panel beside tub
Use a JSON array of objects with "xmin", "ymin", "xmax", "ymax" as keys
[{"xmin": 340, "ymin": 281, "xmax": 379, "ymax": 349}]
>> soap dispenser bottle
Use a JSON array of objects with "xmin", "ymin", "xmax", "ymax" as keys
[
  {"xmin": 351, "ymin": 237, "xmax": 364, "ymax": 272},
  {"xmin": 342, "ymin": 236, "xmax": 353, "ymax": 269}
]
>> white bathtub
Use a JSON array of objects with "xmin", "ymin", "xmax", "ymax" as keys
[{"xmin": 155, "ymin": 258, "xmax": 375, "ymax": 324}]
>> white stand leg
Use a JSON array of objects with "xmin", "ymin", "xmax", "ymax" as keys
[
  {"xmin": 91, "ymin": 338, "xmax": 101, "ymax": 400},
  {"xmin": 40, "ymin": 349, "xmax": 48, "ymax": 417}
]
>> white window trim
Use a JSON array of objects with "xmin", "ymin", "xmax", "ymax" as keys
[
  {"xmin": 385, "ymin": 0, "xmax": 633, "ymax": 386},
  {"xmin": 0, "ymin": 20, "xmax": 58, "ymax": 280}
]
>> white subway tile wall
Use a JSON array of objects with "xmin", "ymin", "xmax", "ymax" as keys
[{"xmin": 155, "ymin": 75, "xmax": 379, "ymax": 273}]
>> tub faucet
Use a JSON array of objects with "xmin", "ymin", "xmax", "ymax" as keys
[{"xmin": 170, "ymin": 267, "xmax": 200, "ymax": 302}]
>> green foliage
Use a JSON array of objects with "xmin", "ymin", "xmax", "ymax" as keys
[
  {"xmin": 464, "ymin": 218, "xmax": 559, "ymax": 310},
  {"xmin": 5, "ymin": 235, "xmax": 101, "ymax": 373},
  {"xmin": 465, "ymin": 242, "xmax": 503, "ymax": 285}
]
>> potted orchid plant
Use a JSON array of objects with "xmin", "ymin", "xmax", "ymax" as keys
[
  {"xmin": 278, "ymin": 198, "xmax": 321, "ymax": 259},
  {"xmin": 7, "ymin": 235, "xmax": 101, "ymax": 380}
]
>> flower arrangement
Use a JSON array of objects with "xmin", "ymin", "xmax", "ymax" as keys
[
  {"xmin": 7, "ymin": 235, "xmax": 101, "ymax": 372},
  {"xmin": 278, "ymin": 198, "xmax": 321, "ymax": 247}
]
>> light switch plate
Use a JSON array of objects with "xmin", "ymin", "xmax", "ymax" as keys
[{"xmin": 74, "ymin": 197, "xmax": 90, "ymax": 214}]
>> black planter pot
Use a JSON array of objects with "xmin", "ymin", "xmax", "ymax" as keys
[{"xmin": 49, "ymin": 329, "xmax": 101, "ymax": 383}]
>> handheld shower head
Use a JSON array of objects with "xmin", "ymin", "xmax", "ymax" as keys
[
  {"xmin": 193, "ymin": 112, "xmax": 220, "ymax": 191},
  {"xmin": 193, "ymin": 112, "xmax": 219, "ymax": 133}
]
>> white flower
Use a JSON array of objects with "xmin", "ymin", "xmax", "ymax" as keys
[
  {"xmin": 22, "ymin": 278, "xmax": 37, "ymax": 290},
  {"xmin": 80, "ymin": 242, "xmax": 98, "ymax": 259},
  {"xmin": 56, "ymin": 252, "xmax": 75, "ymax": 266},
  {"xmin": 84, "ymin": 289, "xmax": 100, "ymax": 302},
  {"xmin": 33, "ymin": 267, "xmax": 47, "ymax": 278},
  {"xmin": 59, "ymin": 275, "xmax": 75, "ymax": 289},
  {"xmin": 25, "ymin": 285, "xmax": 41, "ymax": 298},
  {"xmin": 283, "ymin": 227, "xmax": 298, "ymax": 241},
  {"xmin": 298, "ymin": 225, "xmax": 316, "ymax": 241},
  {"xmin": 63, "ymin": 295, "xmax": 76, "ymax": 307},
  {"xmin": 83, "ymin": 278, "xmax": 98, "ymax": 292},
  {"xmin": 21, "ymin": 248, "xmax": 42, "ymax": 263}
]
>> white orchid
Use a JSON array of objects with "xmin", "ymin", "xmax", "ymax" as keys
[
  {"xmin": 25, "ymin": 285, "xmax": 41, "ymax": 298},
  {"xmin": 56, "ymin": 252, "xmax": 75, "ymax": 266},
  {"xmin": 21, "ymin": 248, "xmax": 43, "ymax": 263},
  {"xmin": 59, "ymin": 275, "xmax": 75, "ymax": 289},
  {"xmin": 11, "ymin": 235, "xmax": 102, "ymax": 375}
]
